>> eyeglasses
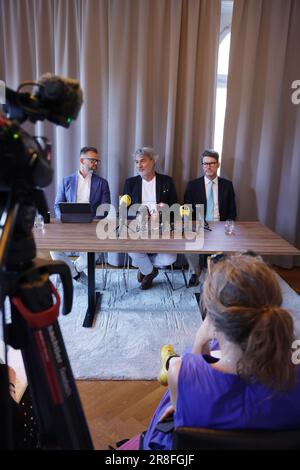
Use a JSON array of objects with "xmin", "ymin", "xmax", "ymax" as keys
[
  {"xmin": 202, "ymin": 162, "xmax": 217, "ymax": 167},
  {"xmin": 210, "ymin": 250, "xmax": 260, "ymax": 265},
  {"xmin": 84, "ymin": 158, "xmax": 99, "ymax": 163}
]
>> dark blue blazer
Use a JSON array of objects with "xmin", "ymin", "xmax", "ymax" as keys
[
  {"xmin": 54, "ymin": 172, "xmax": 111, "ymax": 218},
  {"xmin": 184, "ymin": 176, "xmax": 237, "ymax": 221},
  {"xmin": 123, "ymin": 173, "xmax": 178, "ymax": 207}
]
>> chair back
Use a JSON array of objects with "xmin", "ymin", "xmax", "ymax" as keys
[{"xmin": 173, "ymin": 426, "xmax": 300, "ymax": 450}]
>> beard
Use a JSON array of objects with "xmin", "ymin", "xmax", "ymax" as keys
[{"xmin": 81, "ymin": 163, "xmax": 94, "ymax": 176}]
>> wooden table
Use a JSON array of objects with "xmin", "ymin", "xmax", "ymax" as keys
[{"xmin": 34, "ymin": 220, "xmax": 300, "ymax": 327}]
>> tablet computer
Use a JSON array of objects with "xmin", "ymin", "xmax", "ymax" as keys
[{"xmin": 59, "ymin": 202, "xmax": 93, "ymax": 223}]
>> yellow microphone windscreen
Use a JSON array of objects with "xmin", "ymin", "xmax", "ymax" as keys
[
  {"xmin": 120, "ymin": 194, "xmax": 132, "ymax": 206},
  {"xmin": 179, "ymin": 205, "xmax": 190, "ymax": 217}
]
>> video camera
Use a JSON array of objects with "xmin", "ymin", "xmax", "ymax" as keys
[
  {"xmin": 0, "ymin": 75, "xmax": 93, "ymax": 449},
  {"xmin": 0, "ymin": 73, "xmax": 83, "ymax": 189}
]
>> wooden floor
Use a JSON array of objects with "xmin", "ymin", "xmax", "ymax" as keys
[{"xmin": 76, "ymin": 266, "xmax": 300, "ymax": 450}]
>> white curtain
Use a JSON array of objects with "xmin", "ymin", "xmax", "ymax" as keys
[
  {"xmin": 0, "ymin": 0, "xmax": 221, "ymax": 211},
  {"xmin": 221, "ymin": 0, "xmax": 300, "ymax": 266}
]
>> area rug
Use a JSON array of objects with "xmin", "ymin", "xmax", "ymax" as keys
[
  {"xmin": 57, "ymin": 269, "xmax": 202, "ymax": 380},
  {"xmin": 2, "ymin": 272, "xmax": 300, "ymax": 383},
  {"xmin": 56, "ymin": 270, "xmax": 300, "ymax": 380}
]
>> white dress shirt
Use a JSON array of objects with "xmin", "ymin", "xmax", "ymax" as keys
[
  {"xmin": 204, "ymin": 176, "xmax": 220, "ymax": 221},
  {"xmin": 76, "ymin": 171, "xmax": 91, "ymax": 203}
]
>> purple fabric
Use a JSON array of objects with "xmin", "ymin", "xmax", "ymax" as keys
[{"xmin": 142, "ymin": 353, "xmax": 300, "ymax": 450}]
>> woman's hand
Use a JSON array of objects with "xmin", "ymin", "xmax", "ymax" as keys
[
  {"xmin": 159, "ymin": 405, "xmax": 175, "ymax": 422},
  {"xmin": 192, "ymin": 316, "xmax": 215, "ymax": 355},
  {"xmin": 8, "ymin": 366, "xmax": 16, "ymax": 400}
]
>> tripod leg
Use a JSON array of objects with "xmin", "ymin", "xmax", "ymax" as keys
[{"xmin": 20, "ymin": 320, "xmax": 93, "ymax": 449}]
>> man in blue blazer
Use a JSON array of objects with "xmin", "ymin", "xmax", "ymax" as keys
[
  {"xmin": 184, "ymin": 149, "xmax": 237, "ymax": 286},
  {"xmin": 123, "ymin": 147, "xmax": 178, "ymax": 290},
  {"xmin": 52, "ymin": 146, "xmax": 111, "ymax": 284}
]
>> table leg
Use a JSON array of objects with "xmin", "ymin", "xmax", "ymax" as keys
[{"xmin": 82, "ymin": 252, "xmax": 101, "ymax": 328}]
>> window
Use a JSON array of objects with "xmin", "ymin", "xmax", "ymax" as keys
[{"xmin": 213, "ymin": 0, "xmax": 233, "ymax": 161}]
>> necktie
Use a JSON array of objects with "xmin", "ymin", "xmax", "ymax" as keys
[{"xmin": 206, "ymin": 181, "xmax": 214, "ymax": 221}]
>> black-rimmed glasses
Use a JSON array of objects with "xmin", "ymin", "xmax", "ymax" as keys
[
  {"xmin": 210, "ymin": 250, "xmax": 260, "ymax": 265},
  {"xmin": 84, "ymin": 158, "xmax": 99, "ymax": 163}
]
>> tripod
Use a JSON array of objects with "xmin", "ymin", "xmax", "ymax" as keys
[{"xmin": 0, "ymin": 190, "xmax": 94, "ymax": 449}]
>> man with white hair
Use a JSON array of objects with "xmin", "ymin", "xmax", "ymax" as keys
[{"xmin": 123, "ymin": 147, "xmax": 178, "ymax": 290}]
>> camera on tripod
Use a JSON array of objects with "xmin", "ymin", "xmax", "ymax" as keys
[
  {"xmin": 1, "ymin": 73, "xmax": 83, "ymax": 189},
  {"xmin": 0, "ymin": 74, "xmax": 94, "ymax": 449}
]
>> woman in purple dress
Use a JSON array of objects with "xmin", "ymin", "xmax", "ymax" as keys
[{"xmin": 119, "ymin": 254, "xmax": 300, "ymax": 450}]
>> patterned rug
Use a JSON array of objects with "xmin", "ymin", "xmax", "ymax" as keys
[
  {"xmin": 57, "ymin": 269, "xmax": 202, "ymax": 380},
  {"xmin": 2, "ymin": 271, "xmax": 300, "ymax": 383}
]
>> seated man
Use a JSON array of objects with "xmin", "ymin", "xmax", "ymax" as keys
[
  {"xmin": 123, "ymin": 147, "xmax": 178, "ymax": 290},
  {"xmin": 184, "ymin": 149, "xmax": 236, "ymax": 286},
  {"xmin": 51, "ymin": 146, "xmax": 111, "ymax": 284}
]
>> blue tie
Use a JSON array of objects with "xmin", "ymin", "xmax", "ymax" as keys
[{"xmin": 206, "ymin": 181, "xmax": 214, "ymax": 221}]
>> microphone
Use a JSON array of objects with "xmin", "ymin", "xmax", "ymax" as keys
[
  {"xmin": 136, "ymin": 205, "xmax": 150, "ymax": 232},
  {"xmin": 119, "ymin": 194, "xmax": 131, "ymax": 222},
  {"xmin": 119, "ymin": 194, "xmax": 132, "ymax": 207},
  {"xmin": 36, "ymin": 73, "xmax": 83, "ymax": 126},
  {"xmin": 179, "ymin": 205, "xmax": 191, "ymax": 234},
  {"xmin": 116, "ymin": 194, "xmax": 132, "ymax": 236},
  {"xmin": 4, "ymin": 73, "xmax": 83, "ymax": 128},
  {"xmin": 136, "ymin": 204, "xmax": 150, "ymax": 216},
  {"xmin": 179, "ymin": 205, "xmax": 190, "ymax": 218}
]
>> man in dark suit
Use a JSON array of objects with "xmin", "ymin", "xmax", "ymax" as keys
[
  {"xmin": 184, "ymin": 149, "xmax": 237, "ymax": 286},
  {"xmin": 123, "ymin": 147, "xmax": 178, "ymax": 290},
  {"xmin": 51, "ymin": 146, "xmax": 111, "ymax": 284}
]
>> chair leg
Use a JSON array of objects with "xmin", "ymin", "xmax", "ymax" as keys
[
  {"xmin": 164, "ymin": 268, "xmax": 175, "ymax": 291},
  {"xmin": 164, "ymin": 264, "xmax": 188, "ymax": 291},
  {"xmin": 101, "ymin": 252, "xmax": 108, "ymax": 290},
  {"xmin": 122, "ymin": 253, "xmax": 130, "ymax": 292},
  {"xmin": 181, "ymin": 266, "xmax": 188, "ymax": 288},
  {"xmin": 171, "ymin": 263, "xmax": 174, "ymax": 288},
  {"xmin": 126, "ymin": 254, "xmax": 130, "ymax": 290}
]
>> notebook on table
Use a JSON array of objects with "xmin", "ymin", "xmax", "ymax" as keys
[{"xmin": 59, "ymin": 202, "xmax": 93, "ymax": 223}]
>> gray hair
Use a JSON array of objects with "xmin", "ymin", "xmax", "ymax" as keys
[{"xmin": 133, "ymin": 147, "xmax": 159, "ymax": 162}]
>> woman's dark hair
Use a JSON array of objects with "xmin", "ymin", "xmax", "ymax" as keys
[{"xmin": 202, "ymin": 254, "xmax": 296, "ymax": 390}]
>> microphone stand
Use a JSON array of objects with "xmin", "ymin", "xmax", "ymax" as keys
[
  {"xmin": 115, "ymin": 203, "xmax": 135, "ymax": 237},
  {"xmin": 0, "ymin": 192, "xmax": 93, "ymax": 449}
]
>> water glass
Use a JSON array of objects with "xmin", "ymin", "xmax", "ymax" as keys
[
  {"xmin": 34, "ymin": 213, "xmax": 45, "ymax": 230},
  {"xmin": 136, "ymin": 212, "xmax": 148, "ymax": 233},
  {"xmin": 150, "ymin": 209, "xmax": 160, "ymax": 232},
  {"xmin": 224, "ymin": 219, "xmax": 234, "ymax": 235}
]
